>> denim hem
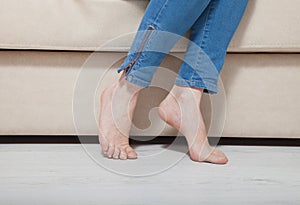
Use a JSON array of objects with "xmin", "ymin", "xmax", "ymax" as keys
[
  {"xmin": 174, "ymin": 78, "xmax": 218, "ymax": 94},
  {"xmin": 125, "ymin": 73, "xmax": 150, "ymax": 88},
  {"xmin": 117, "ymin": 66, "xmax": 125, "ymax": 73}
]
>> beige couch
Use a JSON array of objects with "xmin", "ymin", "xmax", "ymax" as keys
[{"xmin": 0, "ymin": 0, "xmax": 300, "ymax": 138}]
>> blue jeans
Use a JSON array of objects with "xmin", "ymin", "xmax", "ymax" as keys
[{"xmin": 117, "ymin": 0, "xmax": 249, "ymax": 94}]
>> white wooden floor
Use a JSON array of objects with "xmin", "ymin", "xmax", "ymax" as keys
[{"xmin": 0, "ymin": 144, "xmax": 300, "ymax": 205}]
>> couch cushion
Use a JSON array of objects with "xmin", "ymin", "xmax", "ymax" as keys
[
  {"xmin": 0, "ymin": 51, "xmax": 300, "ymax": 137},
  {"xmin": 0, "ymin": 0, "xmax": 299, "ymax": 52}
]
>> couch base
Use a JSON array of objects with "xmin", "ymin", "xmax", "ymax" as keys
[{"xmin": 0, "ymin": 51, "xmax": 300, "ymax": 138}]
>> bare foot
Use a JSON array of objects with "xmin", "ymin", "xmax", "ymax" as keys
[
  {"xmin": 98, "ymin": 75, "xmax": 141, "ymax": 160},
  {"xmin": 158, "ymin": 85, "xmax": 228, "ymax": 164}
]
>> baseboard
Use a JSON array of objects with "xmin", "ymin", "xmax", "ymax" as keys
[{"xmin": 0, "ymin": 135, "xmax": 300, "ymax": 146}]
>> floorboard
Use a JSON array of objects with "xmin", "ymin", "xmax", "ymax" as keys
[{"xmin": 0, "ymin": 144, "xmax": 299, "ymax": 205}]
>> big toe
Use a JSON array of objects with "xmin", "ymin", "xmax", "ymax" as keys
[
  {"xmin": 126, "ymin": 146, "xmax": 137, "ymax": 159},
  {"xmin": 190, "ymin": 148, "xmax": 228, "ymax": 164},
  {"xmin": 99, "ymin": 139, "xmax": 109, "ymax": 155},
  {"xmin": 207, "ymin": 149, "xmax": 228, "ymax": 164}
]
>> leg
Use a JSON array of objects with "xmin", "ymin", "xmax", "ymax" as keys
[
  {"xmin": 99, "ymin": 75, "xmax": 140, "ymax": 160},
  {"xmin": 117, "ymin": 0, "xmax": 212, "ymax": 87},
  {"xmin": 159, "ymin": 0, "xmax": 249, "ymax": 164},
  {"xmin": 99, "ymin": 0, "xmax": 214, "ymax": 159},
  {"xmin": 175, "ymin": 0, "xmax": 249, "ymax": 94}
]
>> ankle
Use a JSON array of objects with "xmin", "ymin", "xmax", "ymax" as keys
[
  {"xmin": 118, "ymin": 77, "xmax": 142, "ymax": 95},
  {"xmin": 170, "ymin": 85, "xmax": 203, "ymax": 104}
]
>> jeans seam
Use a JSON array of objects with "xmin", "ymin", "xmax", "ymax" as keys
[
  {"xmin": 191, "ymin": 1, "xmax": 215, "ymax": 82},
  {"xmin": 200, "ymin": 0, "xmax": 216, "ymax": 49},
  {"xmin": 132, "ymin": 0, "xmax": 168, "ymax": 54},
  {"xmin": 151, "ymin": 0, "xmax": 169, "ymax": 29},
  {"xmin": 120, "ymin": 1, "xmax": 169, "ymax": 77},
  {"xmin": 135, "ymin": 0, "xmax": 169, "ymax": 69}
]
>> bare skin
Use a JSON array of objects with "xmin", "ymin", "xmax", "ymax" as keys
[
  {"xmin": 98, "ymin": 74, "xmax": 141, "ymax": 160},
  {"xmin": 158, "ymin": 85, "xmax": 228, "ymax": 164},
  {"xmin": 99, "ymin": 74, "xmax": 228, "ymax": 164}
]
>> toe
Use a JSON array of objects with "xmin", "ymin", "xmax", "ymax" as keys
[
  {"xmin": 189, "ymin": 147, "xmax": 228, "ymax": 165},
  {"xmin": 101, "ymin": 140, "xmax": 109, "ymax": 155},
  {"xmin": 106, "ymin": 144, "xmax": 115, "ymax": 158},
  {"xmin": 126, "ymin": 146, "xmax": 137, "ymax": 159},
  {"xmin": 113, "ymin": 148, "xmax": 120, "ymax": 159},
  {"xmin": 215, "ymin": 151, "xmax": 228, "ymax": 164},
  {"xmin": 207, "ymin": 150, "xmax": 228, "ymax": 164},
  {"xmin": 119, "ymin": 148, "xmax": 128, "ymax": 160},
  {"xmin": 98, "ymin": 134, "xmax": 109, "ymax": 155},
  {"xmin": 213, "ymin": 149, "xmax": 228, "ymax": 163}
]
